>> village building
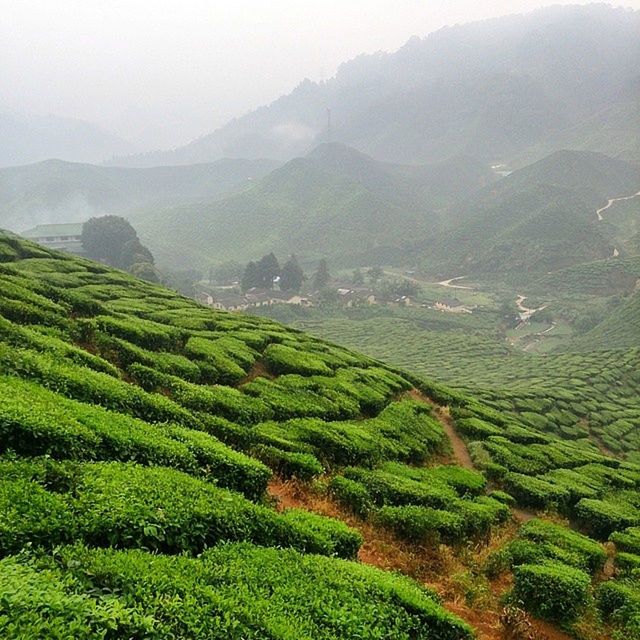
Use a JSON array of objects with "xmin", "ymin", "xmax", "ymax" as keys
[
  {"xmin": 434, "ymin": 298, "xmax": 472, "ymax": 313},
  {"xmin": 21, "ymin": 223, "xmax": 86, "ymax": 255}
]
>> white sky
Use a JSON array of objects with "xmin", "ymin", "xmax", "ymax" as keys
[{"xmin": 2, "ymin": 1, "xmax": 639, "ymax": 149}]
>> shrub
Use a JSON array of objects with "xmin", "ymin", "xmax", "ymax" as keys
[
  {"xmin": 512, "ymin": 562, "xmax": 591, "ymax": 622},
  {"xmin": 576, "ymin": 498, "xmax": 640, "ymax": 539},
  {"xmin": 611, "ymin": 527, "xmax": 640, "ymax": 554},
  {"xmin": 519, "ymin": 519, "xmax": 606, "ymax": 573},
  {"xmin": 3, "ymin": 544, "xmax": 474, "ymax": 639},
  {"xmin": 328, "ymin": 476, "xmax": 374, "ymax": 517},
  {"xmin": 264, "ymin": 343, "xmax": 334, "ymax": 377},
  {"xmin": 0, "ymin": 461, "xmax": 359, "ymax": 559},
  {"xmin": 503, "ymin": 472, "xmax": 570, "ymax": 509},
  {"xmin": 375, "ymin": 505, "xmax": 465, "ymax": 544},
  {"xmin": 250, "ymin": 445, "xmax": 323, "ymax": 481}
]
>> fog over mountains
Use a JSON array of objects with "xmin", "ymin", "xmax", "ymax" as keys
[{"xmin": 114, "ymin": 4, "xmax": 640, "ymax": 168}]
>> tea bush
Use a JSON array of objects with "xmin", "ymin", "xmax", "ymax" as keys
[{"xmin": 512, "ymin": 561, "xmax": 591, "ymax": 622}]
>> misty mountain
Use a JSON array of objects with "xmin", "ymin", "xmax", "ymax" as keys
[
  {"xmin": 0, "ymin": 157, "xmax": 279, "ymax": 232},
  {"xmin": 420, "ymin": 150, "xmax": 640, "ymax": 275},
  {"xmin": 114, "ymin": 4, "xmax": 640, "ymax": 168},
  {"xmin": 0, "ymin": 112, "xmax": 136, "ymax": 168},
  {"xmin": 133, "ymin": 143, "xmax": 495, "ymax": 268}
]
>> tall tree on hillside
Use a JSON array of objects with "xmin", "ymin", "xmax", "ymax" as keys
[
  {"xmin": 256, "ymin": 253, "xmax": 280, "ymax": 289},
  {"xmin": 82, "ymin": 216, "xmax": 155, "ymax": 278},
  {"xmin": 352, "ymin": 269, "xmax": 365, "ymax": 286},
  {"xmin": 313, "ymin": 259, "xmax": 330, "ymax": 290},
  {"xmin": 241, "ymin": 261, "xmax": 260, "ymax": 292},
  {"xmin": 367, "ymin": 266, "xmax": 383, "ymax": 285},
  {"xmin": 279, "ymin": 255, "xmax": 305, "ymax": 292}
]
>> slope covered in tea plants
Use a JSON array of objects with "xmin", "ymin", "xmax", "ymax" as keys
[{"xmin": 0, "ymin": 230, "xmax": 638, "ymax": 639}]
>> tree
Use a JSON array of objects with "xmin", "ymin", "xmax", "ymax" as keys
[
  {"xmin": 279, "ymin": 255, "xmax": 305, "ymax": 292},
  {"xmin": 209, "ymin": 260, "xmax": 243, "ymax": 284},
  {"xmin": 313, "ymin": 259, "xmax": 330, "ymax": 290},
  {"xmin": 352, "ymin": 269, "xmax": 365, "ymax": 286},
  {"xmin": 241, "ymin": 261, "xmax": 260, "ymax": 292},
  {"xmin": 256, "ymin": 253, "xmax": 280, "ymax": 289},
  {"xmin": 366, "ymin": 266, "xmax": 383, "ymax": 285},
  {"xmin": 82, "ymin": 216, "xmax": 154, "ymax": 270}
]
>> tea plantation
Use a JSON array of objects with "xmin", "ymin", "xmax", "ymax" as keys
[{"xmin": 1, "ymin": 230, "xmax": 639, "ymax": 638}]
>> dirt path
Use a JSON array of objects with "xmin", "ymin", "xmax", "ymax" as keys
[
  {"xmin": 407, "ymin": 389, "xmax": 475, "ymax": 469},
  {"xmin": 437, "ymin": 276, "xmax": 475, "ymax": 290},
  {"xmin": 596, "ymin": 189, "xmax": 640, "ymax": 221}
]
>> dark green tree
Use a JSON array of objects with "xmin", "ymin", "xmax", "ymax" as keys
[
  {"xmin": 279, "ymin": 255, "xmax": 305, "ymax": 292},
  {"xmin": 366, "ymin": 266, "xmax": 384, "ymax": 285},
  {"xmin": 241, "ymin": 261, "xmax": 260, "ymax": 292},
  {"xmin": 352, "ymin": 269, "xmax": 365, "ymax": 286},
  {"xmin": 312, "ymin": 259, "xmax": 330, "ymax": 290},
  {"xmin": 82, "ymin": 216, "xmax": 153, "ymax": 270},
  {"xmin": 256, "ymin": 253, "xmax": 280, "ymax": 289}
]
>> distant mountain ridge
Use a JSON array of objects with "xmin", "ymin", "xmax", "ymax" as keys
[
  {"xmin": 0, "ymin": 157, "xmax": 279, "ymax": 233},
  {"xmin": 132, "ymin": 143, "xmax": 496, "ymax": 268},
  {"xmin": 0, "ymin": 112, "xmax": 135, "ymax": 168},
  {"xmin": 420, "ymin": 150, "xmax": 640, "ymax": 275},
  {"xmin": 113, "ymin": 4, "xmax": 640, "ymax": 168}
]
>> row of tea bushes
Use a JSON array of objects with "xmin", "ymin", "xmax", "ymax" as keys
[
  {"xmin": 0, "ymin": 543, "xmax": 474, "ymax": 640},
  {"xmin": 328, "ymin": 462, "xmax": 509, "ymax": 544},
  {"xmin": 0, "ymin": 459, "xmax": 361, "ymax": 559},
  {"xmin": 0, "ymin": 376, "xmax": 270, "ymax": 498}
]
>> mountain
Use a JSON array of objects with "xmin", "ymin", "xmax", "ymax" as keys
[
  {"xmin": 132, "ymin": 143, "xmax": 495, "ymax": 268},
  {"xmin": 0, "ymin": 111, "xmax": 135, "ymax": 167},
  {"xmin": 0, "ymin": 157, "xmax": 279, "ymax": 233},
  {"xmin": 1, "ymin": 230, "xmax": 639, "ymax": 639},
  {"xmin": 115, "ymin": 4, "xmax": 640, "ymax": 168},
  {"xmin": 420, "ymin": 150, "xmax": 640, "ymax": 275}
]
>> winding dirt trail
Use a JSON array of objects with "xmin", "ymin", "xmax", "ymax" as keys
[
  {"xmin": 596, "ymin": 189, "xmax": 640, "ymax": 221},
  {"xmin": 437, "ymin": 276, "xmax": 475, "ymax": 290}
]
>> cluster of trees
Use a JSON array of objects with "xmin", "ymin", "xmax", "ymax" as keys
[
  {"xmin": 241, "ymin": 254, "xmax": 331, "ymax": 293},
  {"xmin": 82, "ymin": 216, "xmax": 159, "ymax": 282}
]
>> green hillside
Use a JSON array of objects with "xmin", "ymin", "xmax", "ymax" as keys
[
  {"xmin": 0, "ymin": 157, "xmax": 278, "ymax": 233},
  {"xmin": 421, "ymin": 150, "xmax": 640, "ymax": 275},
  {"xmin": 1, "ymin": 230, "xmax": 640, "ymax": 638},
  {"xmin": 134, "ymin": 144, "xmax": 494, "ymax": 268}
]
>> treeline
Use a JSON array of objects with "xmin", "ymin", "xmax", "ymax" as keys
[{"xmin": 241, "ymin": 254, "xmax": 331, "ymax": 293}]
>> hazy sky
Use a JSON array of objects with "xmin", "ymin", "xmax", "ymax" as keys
[{"xmin": 2, "ymin": 1, "xmax": 639, "ymax": 150}]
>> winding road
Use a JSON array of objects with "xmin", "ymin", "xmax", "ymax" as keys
[
  {"xmin": 595, "ymin": 189, "xmax": 640, "ymax": 221},
  {"xmin": 595, "ymin": 189, "xmax": 640, "ymax": 257},
  {"xmin": 436, "ymin": 276, "xmax": 474, "ymax": 290}
]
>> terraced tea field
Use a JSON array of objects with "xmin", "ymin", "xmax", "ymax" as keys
[{"xmin": 1, "ymin": 230, "xmax": 639, "ymax": 639}]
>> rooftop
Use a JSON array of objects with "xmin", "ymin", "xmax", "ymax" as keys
[{"xmin": 22, "ymin": 223, "xmax": 84, "ymax": 238}]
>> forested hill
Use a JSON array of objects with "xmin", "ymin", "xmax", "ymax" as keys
[
  {"xmin": 133, "ymin": 143, "xmax": 494, "ymax": 268},
  {"xmin": 1, "ymin": 230, "xmax": 640, "ymax": 638},
  {"xmin": 419, "ymin": 150, "xmax": 640, "ymax": 275},
  {"xmin": 115, "ymin": 4, "xmax": 640, "ymax": 168}
]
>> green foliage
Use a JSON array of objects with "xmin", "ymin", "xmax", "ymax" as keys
[
  {"xmin": 251, "ymin": 445, "xmax": 324, "ymax": 481},
  {"xmin": 518, "ymin": 519, "xmax": 606, "ymax": 573},
  {"xmin": 328, "ymin": 476, "xmax": 374, "ymax": 517},
  {"xmin": 1, "ymin": 544, "xmax": 474, "ymax": 639},
  {"xmin": 0, "ymin": 460, "xmax": 358, "ymax": 559},
  {"xmin": 576, "ymin": 498, "xmax": 640, "ymax": 539},
  {"xmin": 512, "ymin": 561, "xmax": 591, "ymax": 623},
  {"xmin": 264, "ymin": 343, "xmax": 333, "ymax": 376}
]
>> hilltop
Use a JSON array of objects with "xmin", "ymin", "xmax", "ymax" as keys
[
  {"xmin": 1, "ymin": 230, "xmax": 640, "ymax": 638},
  {"xmin": 115, "ymin": 5, "xmax": 640, "ymax": 168},
  {"xmin": 134, "ymin": 143, "xmax": 494, "ymax": 268}
]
